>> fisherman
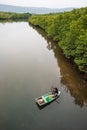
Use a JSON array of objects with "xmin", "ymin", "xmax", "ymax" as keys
[{"xmin": 52, "ymin": 87, "xmax": 58, "ymax": 96}]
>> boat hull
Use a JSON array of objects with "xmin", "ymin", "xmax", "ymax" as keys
[{"xmin": 35, "ymin": 91, "xmax": 61, "ymax": 107}]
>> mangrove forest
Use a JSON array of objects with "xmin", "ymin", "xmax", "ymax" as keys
[{"xmin": 29, "ymin": 7, "xmax": 87, "ymax": 74}]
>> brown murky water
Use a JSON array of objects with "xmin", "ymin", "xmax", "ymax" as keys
[{"xmin": 0, "ymin": 22, "xmax": 87, "ymax": 130}]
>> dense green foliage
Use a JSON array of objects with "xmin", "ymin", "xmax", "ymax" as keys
[
  {"xmin": 0, "ymin": 12, "xmax": 31, "ymax": 20},
  {"xmin": 29, "ymin": 7, "xmax": 87, "ymax": 73}
]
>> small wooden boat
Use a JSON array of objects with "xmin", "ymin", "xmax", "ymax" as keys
[{"xmin": 35, "ymin": 91, "xmax": 61, "ymax": 107}]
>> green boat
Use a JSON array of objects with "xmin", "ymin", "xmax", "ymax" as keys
[{"xmin": 35, "ymin": 91, "xmax": 61, "ymax": 107}]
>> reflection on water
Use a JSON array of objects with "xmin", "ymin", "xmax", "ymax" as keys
[{"xmin": 30, "ymin": 23, "xmax": 87, "ymax": 107}]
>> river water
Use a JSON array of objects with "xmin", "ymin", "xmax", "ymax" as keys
[{"xmin": 0, "ymin": 22, "xmax": 87, "ymax": 130}]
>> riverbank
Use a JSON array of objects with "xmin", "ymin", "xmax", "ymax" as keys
[
  {"xmin": 29, "ymin": 7, "xmax": 87, "ymax": 75},
  {"xmin": 0, "ymin": 12, "xmax": 31, "ymax": 20}
]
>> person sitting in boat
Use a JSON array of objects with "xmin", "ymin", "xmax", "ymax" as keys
[{"xmin": 52, "ymin": 87, "xmax": 58, "ymax": 96}]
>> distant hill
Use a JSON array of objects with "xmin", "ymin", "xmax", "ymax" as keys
[{"xmin": 0, "ymin": 4, "xmax": 73, "ymax": 14}]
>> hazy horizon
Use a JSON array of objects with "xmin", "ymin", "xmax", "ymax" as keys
[
  {"xmin": 0, "ymin": 0, "xmax": 87, "ymax": 8},
  {"xmin": 0, "ymin": 3, "xmax": 75, "ymax": 9}
]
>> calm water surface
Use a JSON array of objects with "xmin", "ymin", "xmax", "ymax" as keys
[{"xmin": 0, "ymin": 22, "xmax": 87, "ymax": 130}]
